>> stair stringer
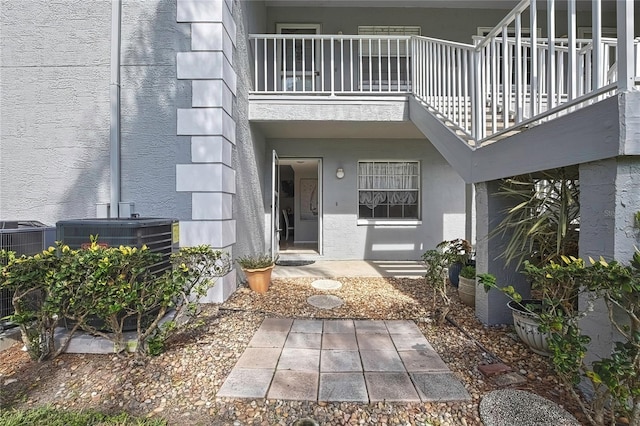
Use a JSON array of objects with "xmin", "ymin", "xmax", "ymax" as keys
[{"xmin": 410, "ymin": 95, "xmax": 622, "ymax": 184}]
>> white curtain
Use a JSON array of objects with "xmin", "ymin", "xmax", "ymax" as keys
[{"xmin": 358, "ymin": 162, "xmax": 418, "ymax": 209}]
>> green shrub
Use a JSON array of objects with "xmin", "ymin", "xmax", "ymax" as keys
[{"xmin": 0, "ymin": 240, "xmax": 231, "ymax": 360}]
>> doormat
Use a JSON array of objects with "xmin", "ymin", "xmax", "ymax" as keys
[{"xmin": 276, "ymin": 260, "xmax": 316, "ymax": 267}]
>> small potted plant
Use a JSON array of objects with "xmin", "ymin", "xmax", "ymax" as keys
[
  {"xmin": 237, "ymin": 253, "xmax": 277, "ymax": 294},
  {"xmin": 457, "ymin": 264, "xmax": 476, "ymax": 307},
  {"xmin": 437, "ymin": 239, "xmax": 473, "ymax": 287}
]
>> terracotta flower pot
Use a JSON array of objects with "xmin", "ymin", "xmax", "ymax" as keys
[{"xmin": 243, "ymin": 264, "xmax": 275, "ymax": 294}]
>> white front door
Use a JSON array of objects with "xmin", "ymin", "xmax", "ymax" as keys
[
  {"xmin": 277, "ymin": 24, "xmax": 321, "ymax": 92},
  {"xmin": 271, "ymin": 150, "xmax": 280, "ymax": 260}
]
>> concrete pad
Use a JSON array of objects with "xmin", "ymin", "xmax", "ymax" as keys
[
  {"xmin": 311, "ymin": 279, "xmax": 343, "ymax": 290},
  {"xmin": 354, "ymin": 320, "xmax": 387, "ymax": 333},
  {"xmin": 411, "ymin": 372, "xmax": 472, "ymax": 402},
  {"xmin": 235, "ymin": 347, "xmax": 282, "ymax": 369},
  {"xmin": 267, "ymin": 370, "xmax": 319, "ymax": 401},
  {"xmin": 319, "ymin": 373, "xmax": 368, "ymax": 402},
  {"xmin": 399, "ymin": 350, "xmax": 450, "ymax": 372},
  {"xmin": 248, "ymin": 331, "xmax": 288, "ymax": 348},
  {"xmin": 285, "ymin": 333, "xmax": 322, "ymax": 349},
  {"xmin": 291, "ymin": 319, "xmax": 323, "ymax": 333},
  {"xmin": 307, "ymin": 295, "xmax": 344, "ymax": 309},
  {"xmin": 258, "ymin": 318, "xmax": 293, "ymax": 332},
  {"xmin": 480, "ymin": 389, "xmax": 580, "ymax": 426},
  {"xmin": 321, "ymin": 350, "xmax": 363, "ymax": 372},
  {"xmin": 390, "ymin": 334, "xmax": 434, "ymax": 351},
  {"xmin": 360, "ymin": 350, "xmax": 405, "ymax": 372},
  {"xmin": 271, "ymin": 260, "xmax": 426, "ymax": 279},
  {"xmin": 357, "ymin": 332, "xmax": 396, "ymax": 351},
  {"xmin": 385, "ymin": 320, "xmax": 423, "ymax": 335},
  {"xmin": 322, "ymin": 333, "xmax": 358, "ymax": 350},
  {"xmin": 365, "ymin": 372, "xmax": 420, "ymax": 402},
  {"xmin": 217, "ymin": 368, "xmax": 273, "ymax": 399},
  {"xmin": 323, "ymin": 320, "xmax": 354, "ymax": 333},
  {"xmin": 278, "ymin": 348, "xmax": 320, "ymax": 371}
]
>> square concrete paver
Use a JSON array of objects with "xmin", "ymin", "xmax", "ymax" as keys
[
  {"xmin": 390, "ymin": 334, "xmax": 434, "ymax": 351},
  {"xmin": 321, "ymin": 350, "xmax": 363, "ymax": 372},
  {"xmin": 219, "ymin": 318, "xmax": 469, "ymax": 403},
  {"xmin": 319, "ymin": 373, "xmax": 368, "ymax": 402},
  {"xmin": 217, "ymin": 368, "xmax": 274, "ymax": 399},
  {"xmin": 285, "ymin": 332, "xmax": 322, "ymax": 349},
  {"xmin": 354, "ymin": 320, "xmax": 387, "ymax": 333},
  {"xmin": 258, "ymin": 318, "xmax": 293, "ymax": 332},
  {"xmin": 248, "ymin": 331, "xmax": 288, "ymax": 348},
  {"xmin": 278, "ymin": 348, "xmax": 320, "ymax": 371},
  {"xmin": 360, "ymin": 350, "xmax": 405, "ymax": 372},
  {"xmin": 267, "ymin": 370, "xmax": 319, "ymax": 401},
  {"xmin": 291, "ymin": 319, "xmax": 323, "ymax": 333},
  {"xmin": 357, "ymin": 332, "xmax": 396, "ymax": 351},
  {"xmin": 385, "ymin": 320, "xmax": 423, "ymax": 335},
  {"xmin": 410, "ymin": 372, "xmax": 471, "ymax": 402},
  {"xmin": 322, "ymin": 332, "xmax": 358, "ymax": 350},
  {"xmin": 235, "ymin": 347, "xmax": 282, "ymax": 369},
  {"xmin": 365, "ymin": 372, "xmax": 420, "ymax": 402},
  {"xmin": 399, "ymin": 350, "xmax": 450, "ymax": 372},
  {"xmin": 323, "ymin": 320, "xmax": 355, "ymax": 333}
]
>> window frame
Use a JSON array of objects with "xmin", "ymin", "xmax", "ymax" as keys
[{"xmin": 357, "ymin": 160, "xmax": 421, "ymax": 226}]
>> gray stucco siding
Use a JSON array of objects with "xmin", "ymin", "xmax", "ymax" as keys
[{"xmin": 268, "ymin": 138, "xmax": 466, "ymax": 261}]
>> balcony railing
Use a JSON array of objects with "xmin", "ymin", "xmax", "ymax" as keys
[
  {"xmin": 250, "ymin": 34, "xmax": 413, "ymax": 94},
  {"xmin": 250, "ymin": 0, "xmax": 638, "ymax": 145}
]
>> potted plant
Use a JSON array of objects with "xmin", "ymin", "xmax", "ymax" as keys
[
  {"xmin": 478, "ymin": 258, "xmax": 581, "ymax": 356},
  {"xmin": 457, "ymin": 265, "xmax": 476, "ymax": 307},
  {"xmin": 237, "ymin": 254, "xmax": 277, "ymax": 294},
  {"xmin": 437, "ymin": 239, "xmax": 473, "ymax": 287}
]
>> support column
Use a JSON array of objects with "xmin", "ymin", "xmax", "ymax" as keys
[
  {"xmin": 176, "ymin": 0, "xmax": 237, "ymax": 302},
  {"xmin": 475, "ymin": 180, "xmax": 530, "ymax": 325},
  {"xmin": 579, "ymin": 157, "xmax": 640, "ymax": 360}
]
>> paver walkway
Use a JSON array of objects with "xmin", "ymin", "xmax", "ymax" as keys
[{"xmin": 218, "ymin": 318, "xmax": 471, "ymax": 403}]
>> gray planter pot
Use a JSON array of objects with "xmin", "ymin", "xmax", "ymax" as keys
[
  {"xmin": 457, "ymin": 276, "xmax": 476, "ymax": 307},
  {"xmin": 508, "ymin": 299, "xmax": 551, "ymax": 356}
]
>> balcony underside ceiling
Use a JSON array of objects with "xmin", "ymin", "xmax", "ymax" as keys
[{"xmin": 251, "ymin": 120, "xmax": 424, "ymax": 140}]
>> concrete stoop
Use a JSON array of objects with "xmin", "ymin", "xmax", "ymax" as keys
[{"xmin": 480, "ymin": 389, "xmax": 580, "ymax": 425}]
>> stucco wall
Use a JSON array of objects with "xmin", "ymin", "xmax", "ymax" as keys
[
  {"xmin": 234, "ymin": 0, "xmax": 270, "ymax": 257},
  {"xmin": 0, "ymin": 0, "xmax": 111, "ymax": 224},
  {"xmin": 0, "ymin": 0, "xmax": 192, "ymax": 224},
  {"xmin": 265, "ymin": 6, "xmax": 619, "ymax": 43},
  {"xmin": 268, "ymin": 138, "xmax": 466, "ymax": 260},
  {"xmin": 120, "ymin": 0, "xmax": 192, "ymax": 219}
]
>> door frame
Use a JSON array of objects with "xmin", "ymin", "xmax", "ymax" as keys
[
  {"xmin": 274, "ymin": 156, "xmax": 323, "ymax": 256},
  {"xmin": 276, "ymin": 23, "xmax": 322, "ymax": 92}
]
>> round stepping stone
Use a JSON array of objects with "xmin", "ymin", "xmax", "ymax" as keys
[
  {"xmin": 311, "ymin": 279, "xmax": 343, "ymax": 291},
  {"xmin": 307, "ymin": 295, "xmax": 344, "ymax": 309},
  {"xmin": 480, "ymin": 389, "xmax": 580, "ymax": 426}
]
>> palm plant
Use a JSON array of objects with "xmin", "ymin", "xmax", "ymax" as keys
[{"xmin": 492, "ymin": 167, "xmax": 579, "ymax": 269}]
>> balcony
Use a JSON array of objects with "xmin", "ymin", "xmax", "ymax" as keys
[{"xmin": 250, "ymin": 0, "xmax": 639, "ymax": 153}]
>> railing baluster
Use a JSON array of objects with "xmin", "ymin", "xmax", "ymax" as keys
[
  {"xmin": 502, "ymin": 25, "xmax": 509, "ymax": 130},
  {"xmin": 330, "ymin": 36, "xmax": 335, "ymax": 95},
  {"xmin": 515, "ymin": 12, "xmax": 522, "ymax": 123},
  {"xmin": 350, "ymin": 39, "xmax": 354, "ymax": 92},
  {"xmin": 568, "ymin": 0, "xmax": 577, "ymax": 100},
  {"xmin": 547, "ymin": 0, "xmax": 556, "ymax": 109},
  {"xmin": 302, "ymin": 36, "xmax": 306, "ymax": 92},
  {"xmin": 530, "ymin": 0, "xmax": 538, "ymax": 117},
  {"xmin": 396, "ymin": 39, "xmax": 401, "ymax": 92},
  {"xmin": 273, "ymin": 38, "xmax": 277, "ymax": 92},
  {"xmin": 368, "ymin": 39, "xmax": 373, "ymax": 92},
  {"xmin": 312, "ymin": 37, "xmax": 316, "ymax": 91},
  {"xmin": 340, "ymin": 38, "xmax": 344, "ymax": 92},
  {"xmin": 592, "ymin": 0, "xmax": 602, "ymax": 90}
]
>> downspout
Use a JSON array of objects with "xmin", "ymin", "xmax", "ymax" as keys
[{"xmin": 109, "ymin": 0, "xmax": 122, "ymax": 218}]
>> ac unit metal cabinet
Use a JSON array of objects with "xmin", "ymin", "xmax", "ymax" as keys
[
  {"xmin": 0, "ymin": 221, "xmax": 56, "ymax": 324},
  {"xmin": 56, "ymin": 218, "xmax": 179, "ymax": 276}
]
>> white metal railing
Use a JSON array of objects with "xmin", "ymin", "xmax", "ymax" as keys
[
  {"xmin": 250, "ymin": 0, "xmax": 638, "ymax": 145},
  {"xmin": 250, "ymin": 34, "xmax": 412, "ymax": 94}
]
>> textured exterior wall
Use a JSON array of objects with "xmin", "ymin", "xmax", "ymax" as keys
[
  {"xmin": 234, "ymin": 0, "xmax": 269, "ymax": 258},
  {"xmin": 268, "ymin": 138, "xmax": 466, "ymax": 261},
  {"xmin": 120, "ymin": 0, "xmax": 192, "ymax": 219},
  {"xmin": 0, "ymin": 0, "xmax": 111, "ymax": 224}
]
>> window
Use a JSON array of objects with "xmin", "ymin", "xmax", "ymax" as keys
[{"xmin": 358, "ymin": 161, "xmax": 420, "ymax": 220}]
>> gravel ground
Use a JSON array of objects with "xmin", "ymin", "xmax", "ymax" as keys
[{"xmin": 0, "ymin": 277, "xmax": 587, "ymax": 425}]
